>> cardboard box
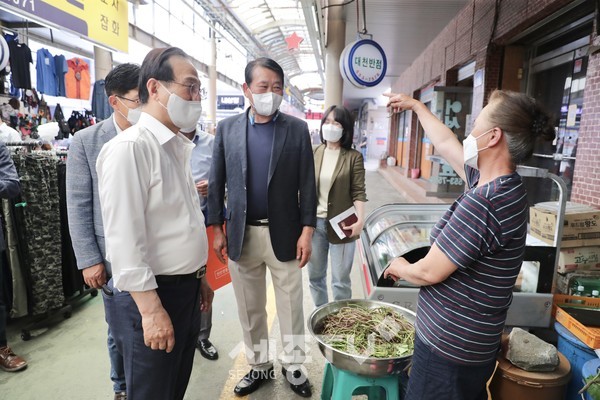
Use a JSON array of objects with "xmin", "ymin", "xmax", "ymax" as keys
[
  {"xmin": 555, "ymin": 271, "xmax": 600, "ymax": 294},
  {"xmin": 557, "ymin": 246, "xmax": 600, "ymax": 273},
  {"xmin": 529, "ymin": 201, "xmax": 600, "ymax": 248}
]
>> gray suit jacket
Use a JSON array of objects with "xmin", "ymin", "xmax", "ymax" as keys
[
  {"xmin": 207, "ymin": 110, "xmax": 317, "ymax": 262},
  {"xmin": 66, "ymin": 118, "xmax": 117, "ymax": 271},
  {"xmin": 0, "ymin": 142, "xmax": 20, "ymax": 252}
]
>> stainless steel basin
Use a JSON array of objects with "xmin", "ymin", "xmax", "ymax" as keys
[{"xmin": 308, "ymin": 299, "xmax": 416, "ymax": 377}]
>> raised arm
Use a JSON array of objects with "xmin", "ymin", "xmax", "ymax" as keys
[{"xmin": 384, "ymin": 93, "xmax": 466, "ymax": 181}]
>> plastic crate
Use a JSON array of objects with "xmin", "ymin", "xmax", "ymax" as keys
[{"xmin": 553, "ymin": 294, "xmax": 600, "ymax": 349}]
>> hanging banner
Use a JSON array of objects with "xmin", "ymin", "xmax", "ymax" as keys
[
  {"xmin": 0, "ymin": 0, "xmax": 128, "ymax": 53},
  {"xmin": 339, "ymin": 39, "xmax": 387, "ymax": 88}
]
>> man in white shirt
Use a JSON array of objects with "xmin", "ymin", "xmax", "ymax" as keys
[
  {"xmin": 180, "ymin": 126, "xmax": 219, "ymax": 361},
  {"xmin": 0, "ymin": 120, "xmax": 21, "ymax": 143},
  {"xmin": 96, "ymin": 47, "xmax": 213, "ymax": 400}
]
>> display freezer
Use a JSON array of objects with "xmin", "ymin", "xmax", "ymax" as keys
[{"xmin": 357, "ymin": 203, "xmax": 557, "ymax": 327}]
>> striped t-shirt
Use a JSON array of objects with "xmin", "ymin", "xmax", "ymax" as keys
[{"xmin": 417, "ymin": 166, "xmax": 528, "ymax": 365}]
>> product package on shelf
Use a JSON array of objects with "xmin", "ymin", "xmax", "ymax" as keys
[
  {"xmin": 557, "ymin": 246, "xmax": 600, "ymax": 273},
  {"xmin": 529, "ymin": 201, "xmax": 600, "ymax": 248}
]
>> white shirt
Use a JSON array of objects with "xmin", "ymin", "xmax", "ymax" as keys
[
  {"xmin": 317, "ymin": 147, "xmax": 340, "ymax": 217},
  {"xmin": 96, "ymin": 112, "xmax": 208, "ymax": 292},
  {"xmin": 0, "ymin": 122, "xmax": 21, "ymax": 143}
]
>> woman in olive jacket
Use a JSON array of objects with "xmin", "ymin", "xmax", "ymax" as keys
[{"xmin": 308, "ymin": 105, "xmax": 367, "ymax": 307}]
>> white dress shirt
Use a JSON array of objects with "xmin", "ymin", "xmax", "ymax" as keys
[
  {"xmin": 96, "ymin": 112, "xmax": 208, "ymax": 292},
  {"xmin": 0, "ymin": 122, "xmax": 21, "ymax": 143}
]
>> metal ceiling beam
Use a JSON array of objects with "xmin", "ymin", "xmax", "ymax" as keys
[
  {"xmin": 251, "ymin": 19, "xmax": 305, "ymax": 34},
  {"xmin": 299, "ymin": 0, "xmax": 325, "ymax": 87}
]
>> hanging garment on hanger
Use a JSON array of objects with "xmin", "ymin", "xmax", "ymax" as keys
[
  {"xmin": 65, "ymin": 58, "xmax": 90, "ymax": 100},
  {"xmin": 54, "ymin": 55, "xmax": 67, "ymax": 97},
  {"xmin": 91, "ymin": 80, "xmax": 111, "ymax": 120},
  {"xmin": 1, "ymin": 199, "xmax": 28, "ymax": 318},
  {"xmin": 36, "ymin": 48, "xmax": 57, "ymax": 96},
  {"xmin": 57, "ymin": 161, "xmax": 82, "ymax": 298},
  {"xmin": 7, "ymin": 40, "xmax": 32, "ymax": 89},
  {"xmin": 10, "ymin": 152, "xmax": 65, "ymax": 315}
]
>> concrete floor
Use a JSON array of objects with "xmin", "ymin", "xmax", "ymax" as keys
[{"xmin": 0, "ymin": 165, "xmax": 409, "ymax": 400}]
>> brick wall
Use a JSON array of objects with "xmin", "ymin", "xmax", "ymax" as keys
[
  {"xmin": 391, "ymin": 0, "xmax": 600, "ymax": 206},
  {"xmin": 391, "ymin": 0, "xmax": 572, "ymax": 99},
  {"xmin": 571, "ymin": 28, "xmax": 600, "ymax": 207}
]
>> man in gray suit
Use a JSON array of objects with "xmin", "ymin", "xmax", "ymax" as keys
[
  {"xmin": 66, "ymin": 63, "xmax": 141, "ymax": 400},
  {"xmin": 207, "ymin": 58, "xmax": 316, "ymax": 398}
]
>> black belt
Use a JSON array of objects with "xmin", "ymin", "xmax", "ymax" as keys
[
  {"xmin": 247, "ymin": 219, "xmax": 269, "ymax": 226},
  {"xmin": 155, "ymin": 266, "xmax": 206, "ymax": 285}
]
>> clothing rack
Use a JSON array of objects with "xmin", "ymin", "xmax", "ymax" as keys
[
  {"xmin": 5, "ymin": 141, "xmax": 43, "ymax": 147},
  {"xmin": 3, "ymin": 147, "xmax": 97, "ymax": 340}
]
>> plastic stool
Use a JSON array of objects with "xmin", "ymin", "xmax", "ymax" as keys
[{"xmin": 321, "ymin": 362, "xmax": 401, "ymax": 400}]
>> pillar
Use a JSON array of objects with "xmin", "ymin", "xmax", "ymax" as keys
[
  {"xmin": 324, "ymin": 0, "xmax": 345, "ymax": 108},
  {"xmin": 208, "ymin": 27, "xmax": 217, "ymax": 134},
  {"xmin": 94, "ymin": 46, "xmax": 113, "ymax": 80}
]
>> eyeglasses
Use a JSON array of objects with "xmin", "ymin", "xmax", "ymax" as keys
[
  {"xmin": 116, "ymin": 95, "xmax": 140, "ymax": 105},
  {"xmin": 166, "ymin": 80, "xmax": 204, "ymax": 100}
]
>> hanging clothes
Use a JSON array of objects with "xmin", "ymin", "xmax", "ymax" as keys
[
  {"xmin": 54, "ymin": 55, "xmax": 68, "ymax": 97},
  {"xmin": 65, "ymin": 58, "xmax": 90, "ymax": 100},
  {"xmin": 57, "ymin": 162, "xmax": 82, "ymax": 298},
  {"xmin": 91, "ymin": 80, "xmax": 111, "ymax": 121},
  {"xmin": 10, "ymin": 152, "xmax": 64, "ymax": 315},
  {"xmin": 1, "ymin": 199, "xmax": 28, "ymax": 318},
  {"xmin": 7, "ymin": 39, "xmax": 32, "ymax": 90},
  {"xmin": 36, "ymin": 48, "xmax": 57, "ymax": 96}
]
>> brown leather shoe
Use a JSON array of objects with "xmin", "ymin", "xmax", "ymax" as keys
[
  {"xmin": 114, "ymin": 391, "xmax": 127, "ymax": 400},
  {"xmin": 0, "ymin": 346, "xmax": 27, "ymax": 372}
]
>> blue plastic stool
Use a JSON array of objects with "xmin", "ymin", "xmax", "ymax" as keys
[{"xmin": 321, "ymin": 362, "xmax": 401, "ymax": 400}]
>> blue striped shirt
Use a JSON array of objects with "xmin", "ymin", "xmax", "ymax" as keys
[{"xmin": 417, "ymin": 167, "xmax": 528, "ymax": 365}]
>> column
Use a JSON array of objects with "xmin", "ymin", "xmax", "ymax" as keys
[
  {"xmin": 208, "ymin": 27, "xmax": 217, "ymax": 134},
  {"xmin": 94, "ymin": 46, "xmax": 113, "ymax": 80},
  {"xmin": 324, "ymin": 1, "xmax": 345, "ymax": 108}
]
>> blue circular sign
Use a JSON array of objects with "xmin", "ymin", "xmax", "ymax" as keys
[{"xmin": 346, "ymin": 39, "xmax": 387, "ymax": 88}]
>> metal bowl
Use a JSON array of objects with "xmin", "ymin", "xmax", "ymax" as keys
[{"xmin": 308, "ymin": 299, "xmax": 416, "ymax": 377}]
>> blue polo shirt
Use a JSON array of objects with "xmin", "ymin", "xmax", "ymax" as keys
[{"xmin": 246, "ymin": 119, "xmax": 275, "ymax": 220}]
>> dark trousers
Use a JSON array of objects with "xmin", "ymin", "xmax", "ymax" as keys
[
  {"xmin": 103, "ymin": 278, "xmax": 201, "ymax": 400},
  {"xmin": 0, "ymin": 251, "xmax": 7, "ymax": 347},
  {"xmin": 404, "ymin": 336, "xmax": 497, "ymax": 400}
]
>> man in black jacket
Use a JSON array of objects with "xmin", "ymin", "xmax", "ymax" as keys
[
  {"xmin": 0, "ymin": 142, "xmax": 26, "ymax": 372},
  {"xmin": 208, "ymin": 58, "xmax": 316, "ymax": 398}
]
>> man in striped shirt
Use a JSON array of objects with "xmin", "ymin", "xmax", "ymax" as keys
[{"xmin": 384, "ymin": 90, "xmax": 555, "ymax": 400}]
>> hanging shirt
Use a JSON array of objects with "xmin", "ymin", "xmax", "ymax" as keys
[
  {"xmin": 54, "ymin": 55, "xmax": 68, "ymax": 97},
  {"xmin": 91, "ymin": 80, "xmax": 111, "ymax": 120},
  {"xmin": 65, "ymin": 58, "xmax": 90, "ymax": 100},
  {"xmin": 36, "ymin": 48, "xmax": 57, "ymax": 96},
  {"xmin": 96, "ymin": 112, "xmax": 208, "ymax": 292},
  {"xmin": 8, "ymin": 40, "xmax": 32, "ymax": 89}
]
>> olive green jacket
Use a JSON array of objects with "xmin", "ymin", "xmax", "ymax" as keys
[{"xmin": 313, "ymin": 144, "xmax": 367, "ymax": 244}]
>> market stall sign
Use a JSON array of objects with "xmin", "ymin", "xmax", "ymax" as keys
[
  {"xmin": 339, "ymin": 39, "xmax": 387, "ymax": 88},
  {"xmin": 0, "ymin": 0, "xmax": 128, "ymax": 53}
]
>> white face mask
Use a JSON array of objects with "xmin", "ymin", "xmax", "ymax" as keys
[
  {"xmin": 322, "ymin": 124, "xmax": 343, "ymax": 142},
  {"xmin": 116, "ymin": 97, "xmax": 141, "ymax": 125},
  {"xmin": 463, "ymin": 128, "xmax": 493, "ymax": 169},
  {"xmin": 250, "ymin": 91, "xmax": 283, "ymax": 117},
  {"xmin": 158, "ymin": 82, "xmax": 202, "ymax": 130}
]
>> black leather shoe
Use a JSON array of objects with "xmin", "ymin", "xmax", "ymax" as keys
[
  {"xmin": 196, "ymin": 339, "xmax": 219, "ymax": 360},
  {"xmin": 233, "ymin": 367, "xmax": 274, "ymax": 396},
  {"xmin": 282, "ymin": 367, "xmax": 312, "ymax": 398}
]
